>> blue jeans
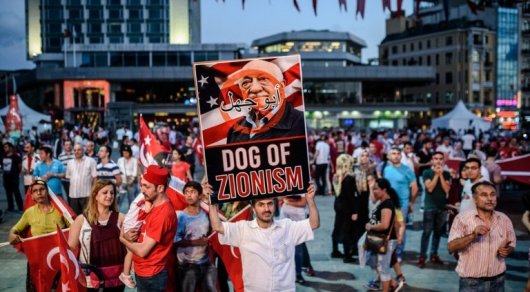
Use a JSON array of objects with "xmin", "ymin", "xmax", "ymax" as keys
[
  {"xmin": 136, "ymin": 268, "xmax": 168, "ymax": 292},
  {"xmin": 178, "ymin": 262, "xmax": 217, "ymax": 292},
  {"xmin": 420, "ymin": 209, "xmax": 446, "ymax": 258},
  {"xmin": 459, "ymin": 274, "xmax": 505, "ymax": 292}
]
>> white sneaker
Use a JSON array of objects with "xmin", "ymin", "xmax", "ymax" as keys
[{"xmin": 119, "ymin": 273, "xmax": 136, "ymax": 288}]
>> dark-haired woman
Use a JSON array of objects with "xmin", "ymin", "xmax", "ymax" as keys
[{"xmin": 364, "ymin": 178, "xmax": 399, "ymax": 292}]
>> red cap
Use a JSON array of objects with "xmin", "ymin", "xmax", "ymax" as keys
[{"xmin": 143, "ymin": 165, "xmax": 169, "ymax": 186}]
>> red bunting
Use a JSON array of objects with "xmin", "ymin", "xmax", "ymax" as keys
[
  {"xmin": 313, "ymin": 0, "xmax": 318, "ymax": 15},
  {"xmin": 338, "ymin": 0, "xmax": 347, "ymax": 12},
  {"xmin": 293, "ymin": 0, "xmax": 301, "ymax": 12},
  {"xmin": 356, "ymin": 0, "xmax": 366, "ymax": 18}
]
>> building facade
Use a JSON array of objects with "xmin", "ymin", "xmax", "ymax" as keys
[
  {"xmin": 251, "ymin": 30, "xmax": 435, "ymax": 129},
  {"xmin": 379, "ymin": 0, "xmax": 521, "ymax": 129}
]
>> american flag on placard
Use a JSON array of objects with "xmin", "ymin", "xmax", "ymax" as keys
[{"xmin": 194, "ymin": 55, "xmax": 304, "ymax": 148}]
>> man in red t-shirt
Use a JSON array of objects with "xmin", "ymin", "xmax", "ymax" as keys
[{"xmin": 120, "ymin": 165, "xmax": 177, "ymax": 292}]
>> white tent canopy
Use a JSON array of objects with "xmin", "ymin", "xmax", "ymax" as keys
[
  {"xmin": 0, "ymin": 95, "xmax": 51, "ymax": 132},
  {"xmin": 431, "ymin": 100, "xmax": 491, "ymax": 133}
]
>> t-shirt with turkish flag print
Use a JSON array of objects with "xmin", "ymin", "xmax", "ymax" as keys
[{"xmin": 132, "ymin": 200, "xmax": 177, "ymax": 277}]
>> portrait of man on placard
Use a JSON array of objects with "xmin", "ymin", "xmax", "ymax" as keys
[{"xmin": 224, "ymin": 59, "xmax": 305, "ymax": 143}]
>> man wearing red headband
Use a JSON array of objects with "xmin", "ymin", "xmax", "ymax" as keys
[
  {"xmin": 226, "ymin": 59, "xmax": 305, "ymax": 143},
  {"xmin": 120, "ymin": 165, "xmax": 176, "ymax": 292}
]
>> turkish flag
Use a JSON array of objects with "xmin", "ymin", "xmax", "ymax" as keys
[
  {"xmin": 56, "ymin": 225, "xmax": 86, "ymax": 292},
  {"xmin": 138, "ymin": 115, "xmax": 170, "ymax": 168},
  {"xmin": 21, "ymin": 231, "xmax": 61, "ymax": 291},
  {"xmin": 192, "ymin": 136, "xmax": 205, "ymax": 166},
  {"xmin": 208, "ymin": 206, "xmax": 252, "ymax": 292},
  {"xmin": 497, "ymin": 154, "xmax": 530, "ymax": 185}
]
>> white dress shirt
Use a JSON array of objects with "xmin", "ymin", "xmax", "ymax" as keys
[{"xmin": 219, "ymin": 218, "xmax": 314, "ymax": 292}]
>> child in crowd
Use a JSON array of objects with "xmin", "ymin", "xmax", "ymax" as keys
[
  {"xmin": 119, "ymin": 193, "xmax": 153, "ymax": 288},
  {"xmin": 175, "ymin": 181, "xmax": 216, "ymax": 292}
]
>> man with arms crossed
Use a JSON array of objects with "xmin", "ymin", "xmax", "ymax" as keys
[
  {"xmin": 448, "ymin": 181, "xmax": 516, "ymax": 291},
  {"xmin": 209, "ymin": 184, "xmax": 319, "ymax": 292}
]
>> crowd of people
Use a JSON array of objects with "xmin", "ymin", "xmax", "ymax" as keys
[{"xmin": 1, "ymin": 123, "xmax": 529, "ymax": 291}]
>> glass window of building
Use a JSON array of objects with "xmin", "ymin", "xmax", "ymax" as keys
[
  {"xmin": 108, "ymin": 23, "xmax": 122, "ymax": 33},
  {"xmin": 46, "ymin": 37, "xmax": 61, "ymax": 49},
  {"xmin": 149, "ymin": 36, "xmax": 163, "ymax": 43},
  {"xmin": 147, "ymin": 0, "xmax": 164, "ymax": 4},
  {"xmin": 88, "ymin": 23, "xmax": 102, "ymax": 33},
  {"xmin": 46, "ymin": 0, "xmax": 62, "ymax": 5},
  {"xmin": 194, "ymin": 51, "xmax": 220, "ymax": 62},
  {"xmin": 410, "ymin": 43, "xmax": 414, "ymax": 51},
  {"xmin": 110, "ymin": 52, "xmax": 123, "ymax": 66},
  {"xmin": 435, "ymin": 54, "xmax": 439, "ymax": 65},
  {"xmin": 127, "ymin": 23, "xmax": 142, "ymax": 33},
  {"xmin": 127, "ymin": 0, "xmax": 141, "ymax": 4},
  {"xmin": 178, "ymin": 52, "xmax": 191, "ymax": 66},
  {"xmin": 391, "ymin": 46, "xmax": 397, "ymax": 54},
  {"xmin": 445, "ymin": 72, "xmax": 453, "ymax": 84},
  {"xmin": 445, "ymin": 36, "xmax": 453, "ymax": 46},
  {"xmin": 46, "ymin": 23, "xmax": 62, "ymax": 34},
  {"xmin": 427, "ymin": 40, "xmax": 431, "ymax": 49},
  {"xmin": 109, "ymin": 36, "xmax": 123, "ymax": 43},
  {"xmin": 402, "ymin": 44, "xmax": 406, "ymax": 53},
  {"xmin": 129, "ymin": 8, "xmax": 143, "ymax": 19},
  {"xmin": 445, "ymin": 91, "xmax": 453, "ymax": 104},
  {"xmin": 69, "ymin": 9, "xmax": 83, "ymax": 19},
  {"xmin": 148, "ymin": 8, "xmax": 164, "ymax": 19},
  {"xmin": 427, "ymin": 55, "xmax": 431, "ymax": 66},
  {"xmin": 67, "ymin": 0, "xmax": 82, "ymax": 5},
  {"xmin": 108, "ymin": 9, "xmax": 123, "ymax": 19},
  {"xmin": 153, "ymin": 52, "xmax": 166, "ymax": 66},
  {"xmin": 87, "ymin": 0, "xmax": 101, "ymax": 5},
  {"xmin": 418, "ymin": 41, "xmax": 422, "ymax": 50},
  {"xmin": 436, "ymin": 73, "xmax": 439, "ymax": 85},
  {"xmin": 472, "ymin": 69, "xmax": 480, "ymax": 83},
  {"xmin": 129, "ymin": 36, "xmax": 143, "ymax": 43},
  {"xmin": 108, "ymin": 0, "xmax": 122, "ymax": 5},
  {"xmin": 147, "ymin": 23, "xmax": 163, "ymax": 33},
  {"xmin": 46, "ymin": 9, "xmax": 63, "ymax": 19},
  {"xmin": 445, "ymin": 52, "xmax": 452, "ymax": 65},
  {"xmin": 392, "ymin": 60, "xmax": 398, "ymax": 66},
  {"xmin": 89, "ymin": 9, "xmax": 103, "ymax": 19},
  {"xmin": 137, "ymin": 52, "xmax": 149, "ymax": 66},
  {"xmin": 471, "ymin": 49, "xmax": 480, "ymax": 63},
  {"xmin": 89, "ymin": 36, "xmax": 103, "ymax": 44}
]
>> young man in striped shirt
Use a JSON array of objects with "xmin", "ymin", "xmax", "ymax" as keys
[
  {"xmin": 448, "ymin": 181, "xmax": 516, "ymax": 291},
  {"xmin": 96, "ymin": 144, "xmax": 122, "ymax": 186}
]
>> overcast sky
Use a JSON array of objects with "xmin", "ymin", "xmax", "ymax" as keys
[{"xmin": 0, "ymin": 0, "xmax": 415, "ymax": 70}]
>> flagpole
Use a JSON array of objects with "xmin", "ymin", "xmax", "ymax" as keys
[{"xmin": 64, "ymin": 35, "xmax": 68, "ymax": 68}]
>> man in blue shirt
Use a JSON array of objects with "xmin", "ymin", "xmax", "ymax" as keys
[
  {"xmin": 383, "ymin": 146, "xmax": 418, "ymax": 260},
  {"xmin": 33, "ymin": 146, "xmax": 65, "ymax": 197}
]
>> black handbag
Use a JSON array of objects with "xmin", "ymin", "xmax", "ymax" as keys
[{"xmin": 364, "ymin": 220, "xmax": 394, "ymax": 254}]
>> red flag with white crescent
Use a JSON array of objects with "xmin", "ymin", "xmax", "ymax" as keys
[
  {"xmin": 208, "ymin": 206, "xmax": 252, "ymax": 292},
  {"xmin": 138, "ymin": 115, "xmax": 170, "ymax": 168},
  {"xmin": 56, "ymin": 225, "xmax": 86, "ymax": 292}
]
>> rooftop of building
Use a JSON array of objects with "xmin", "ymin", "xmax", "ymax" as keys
[
  {"xmin": 251, "ymin": 29, "xmax": 367, "ymax": 48},
  {"xmin": 381, "ymin": 17, "xmax": 493, "ymax": 44}
]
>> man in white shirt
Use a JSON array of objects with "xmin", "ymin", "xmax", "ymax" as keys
[
  {"xmin": 400, "ymin": 142, "xmax": 417, "ymax": 172},
  {"xmin": 21, "ymin": 142, "xmax": 40, "ymax": 193},
  {"xmin": 66, "ymin": 143, "xmax": 97, "ymax": 214},
  {"xmin": 209, "ymin": 184, "xmax": 320, "ymax": 291},
  {"xmin": 312, "ymin": 133, "xmax": 331, "ymax": 196},
  {"xmin": 436, "ymin": 137, "xmax": 453, "ymax": 158},
  {"xmin": 459, "ymin": 157, "xmax": 488, "ymax": 213}
]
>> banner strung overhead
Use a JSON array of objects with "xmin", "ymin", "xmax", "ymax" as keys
[{"xmin": 194, "ymin": 55, "xmax": 310, "ymax": 203}]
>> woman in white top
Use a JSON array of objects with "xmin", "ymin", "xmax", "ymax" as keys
[
  {"xmin": 117, "ymin": 145, "xmax": 138, "ymax": 208},
  {"xmin": 68, "ymin": 180, "xmax": 126, "ymax": 291}
]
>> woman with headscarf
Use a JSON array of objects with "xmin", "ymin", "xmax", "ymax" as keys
[
  {"xmin": 68, "ymin": 180, "xmax": 126, "ymax": 291},
  {"xmin": 353, "ymin": 150, "xmax": 376, "ymax": 254},
  {"xmin": 330, "ymin": 153, "xmax": 359, "ymax": 263}
]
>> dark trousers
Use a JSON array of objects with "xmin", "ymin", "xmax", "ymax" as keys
[
  {"xmin": 136, "ymin": 268, "xmax": 168, "ymax": 292},
  {"xmin": 314, "ymin": 163, "xmax": 328, "ymax": 195},
  {"xmin": 4, "ymin": 176, "xmax": 23, "ymax": 211},
  {"xmin": 61, "ymin": 181, "xmax": 70, "ymax": 198},
  {"xmin": 68, "ymin": 197, "xmax": 88, "ymax": 215},
  {"xmin": 420, "ymin": 208, "xmax": 447, "ymax": 258}
]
